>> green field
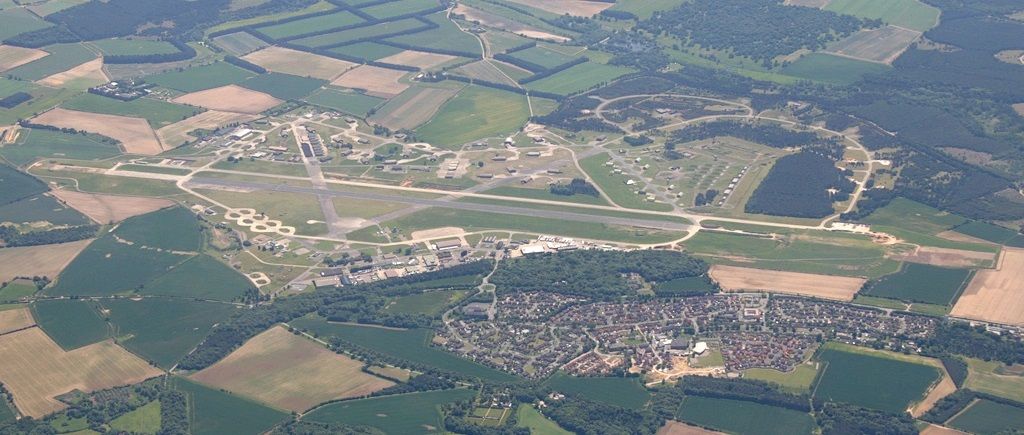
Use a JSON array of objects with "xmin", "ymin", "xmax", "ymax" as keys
[
  {"xmin": 211, "ymin": 31, "xmax": 268, "ymax": 56},
  {"xmin": 101, "ymin": 298, "xmax": 238, "ymax": 368},
  {"xmin": 46, "ymin": 236, "xmax": 189, "ymax": 297},
  {"xmin": 142, "ymin": 254, "xmax": 252, "ymax": 301},
  {"xmin": 241, "ymin": 72, "xmax": 326, "ymax": 100},
  {"xmin": 964, "ymin": 358, "xmax": 1024, "ymax": 403},
  {"xmin": 526, "ymin": 62, "xmax": 634, "ymax": 96},
  {"xmin": 507, "ymin": 45, "xmax": 579, "ymax": 70},
  {"xmin": 90, "ymin": 38, "xmax": 181, "ymax": 56},
  {"xmin": 147, "ymin": 62, "xmax": 257, "ymax": 93},
  {"xmin": 781, "ymin": 53, "xmax": 890, "ymax": 85},
  {"xmin": 676, "ymin": 396, "xmax": 815, "ymax": 435},
  {"xmin": 32, "ymin": 168, "xmax": 182, "ymax": 197},
  {"xmin": 372, "ymin": 207, "xmax": 685, "ymax": 245},
  {"xmin": 824, "ymin": 0, "xmax": 940, "ymax": 32},
  {"xmin": 948, "ymin": 399, "xmax": 1024, "ymax": 435},
  {"xmin": 61, "ymin": 93, "xmax": 202, "ymax": 128},
  {"xmin": 863, "ymin": 263, "xmax": 972, "ymax": 305},
  {"xmin": 813, "ymin": 344, "xmax": 940, "ymax": 413},
  {"xmin": 544, "ymin": 373, "xmax": 650, "ymax": 409},
  {"xmin": 294, "ymin": 17, "xmax": 425, "ymax": 48},
  {"xmin": 0, "ymin": 163, "xmax": 47, "ymax": 206},
  {"xmin": 360, "ymin": 0, "xmax": 439, "ymax": 19},
  {"xmin": 953, "ymin": 221, "xmax": 1024, "ymax": 247},
  {"xmin": 1, "ymin": 128, "xmax": 122, "ymax": 166},
  {"xmin": 290, "ymin": 317, "xmax": 518, "ymax": 382},
  {"xmin": 171, "ymin": 377, "xmax": 288, "ymax": 435},
  {"xmin": 743, "ymin": 363, "xmax": 820, "ymax": 393},
  {"xmin": 109, "ymin": 400, "xmax": 161, "ymax": 434},
  {"xmin": 31, "ymin": 299, "xmax": 109, "ymax": 350},
  {"xmin": 515, "ymin": 404, "xmax": 571, "ymax": 435},
  {"xmin": 0, "ymin": 7, "xmax": 51, "ymax": 41},
  {"xmin": 385, "ymin": 12, "xmax": 481, "ymax": 56},
  {"xmin": 0, "ymin": 193, "xmax": 90, "ymax": 226},
  {"xmin": 327, "ymin": 41, "xmax": 404, "ymax": 60},
  {"xmin": 5, "ymin": 43, "xmax": 97, "ymax": 81},
  {"xmin": 384, "ymin": 289, "xmax": 467, "ymax": 316},
  {"xmin": 608, "ymin": 0, "xmax": 687, "ymax": 19},
  {"xmin": 0, "ymin": 82, "xmax": 77, "ymax": 125},
  {"xmin": 256, "ymin": 10, "xmax": 364, "ymax": 40},
  {"xmin": 579, "ymin": 153, "xmax": 673, "ymax": 211},
  {"xmin": 114, "ymin": 206, "xmax": 202, "ymax": 252},
  {"xmin": 416, "ymin": 86, "xmax": 529, "ymax": 148},
  {"xmin": 305, "ymin": 389, "xmax": 475, "ymax": 433},
  {"xmin": 305, "ymin": 87, "xmax": 384, "ymax": 117},
  {"xmin": 0, "ymin": 280, "xmax": 37, "ymax": 302}
]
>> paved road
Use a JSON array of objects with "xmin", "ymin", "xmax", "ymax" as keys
[{"xmin": 186, "ymin": 177, "xmax": 694, "ymax": 232}]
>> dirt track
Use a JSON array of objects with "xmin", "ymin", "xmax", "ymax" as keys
[{"xmin": 710, "ymin": 265, "xmax": 865, "ymax": 301}]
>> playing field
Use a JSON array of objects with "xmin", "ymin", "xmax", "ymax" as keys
[
  {"xmin": 823, "ymin": 0, "xmax": 940, "ymax": 32},
  {"xmin": 0, "ymin": 327, "xmax": 160, "ymax": 418},
  {"xmin": 289, "ymin": 317, "xmax": 517, "ymax": 382},
  {"xmin": 863, "ymin": 263, "xmax": 973, "ymax": 305},
  {"xmin": 0, "ymin": 45, "xmax": 48, "ymax": 73},
  {"xmin": 172, "ymin": 84, "xmax": 283, "ymax": 114},
  {"xmin": 826, "ymin": 25, "xmax": 921, "ymax": 64},
  {"xmin": 505, "ymin": 0, "xmax": 613, "ymax": 16},
  {"xmin": 377, "ymin": 50, "xmax": 456, "ymax": 70},
  {"xmin": 304, "ymin": 388, "xmax": 476, "ymax": 433},
  {"xmin": 192, "ymin": 326, "xmax": 393, "ymax": 412},
  {"xmin": 544, "ymin": 372, "xmax": 650, "ymax": 409},
  {"xmin": 676, "ymin": 396, "xmax": 814, "ymax": 435},
  {"xmin": 31, "ymin": 108, "xmax": 163, "ymax": 155},
  {"xmin": 331, "ymin": 65, "xmax": 410, "ymax": 98},
  {"xmin": 711, "ymin": 265, "xmax": 865, "ymax": 301},
  {"xmin": 948, "ymin": 399, "xmax": 1024, "ymax": 435},
  {"xmin": 0, "ymin": 239, "xmax": 92, "ymax": 284},
  {"xmin": 369, "ymin": 84, "xmax": 461, "ymax": 130},
  {"xmin": 813, "ymin": 344, "xmax": 940, "ymax": 413},
  {"xmin": 242, "ymin": 46, "xmax": 356, "ymax": 80},
  {"xmin": 157, "ymin": 110, "xmax": 259, "ymax": 147},
  {"xmin": 951, "ymin": 248, "xmax": 1024, "ymax": 326},
  {"xmin": 416, "ymin": 86, "xmax": 530, "ymax": 148}
]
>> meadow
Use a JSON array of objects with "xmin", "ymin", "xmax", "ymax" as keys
[
  {"xmin": 780, "ymin": 53, "xmax": 890, "ymax": 85},
  {"xmin": 384, "ymin": 290, "xmax": 468, "ymax": 316},
  {"xmin": 240, "ymin": 72, "xmax": 326, "ymax": 101},
  {"xmin": 141, "ymin": 254, "xmax": 251, "ymax": 301},
  {"xmin": 862, "ymin": 263, "xmax": 973, "ymax": 305},
  {"xmin": 5, "ymin": 43, "xmax": 96, "ymax": 81},
  {"xmin": 1, "ymin": 128, "xmax": 121, "ymax": 166},
  {"xmin": 515, "ymin": 404, "xmax": 570, "ymax": 435},
  {"xmin": 964, "ymin": 358, "xmax": 1024, "ymax": 403},
  {"xmin": 61, "ymin": 93, "xmax": 201, "ymax": 128},
  {"xmin": 525, "ymin": 62, "xmax": 634, "ymax": 96},
  {"xmin": 108, "ymin": 400, "xmax": 160, "ymax": 434},
  {"xmin": 579, "ymin": 153, "xmax": 673, "ymax": 212},
  {"xmin": 304, "ymin": 389, "xmax": 476, "ymax": 433},
  {"xmin": 147, "ymin": 62, "xmax": 257, "ymax": 93},
  {"xmin": 30, "ymin": 299, "xmax": 108, "ymax": 350},
  {"xmin": 90, "ymin": 38, "xmax": 180, "ymax": 56},
  {"xmin": 114, "ymin": 206, "xmax": 202, "ymax": 252},
  {"xmin": 743, "ymin": 363, "xmax": 819, "ymax": 393},
  {"xmin": 823, "ymin": 0, "xmax": 940, "ymax": 32},
  {"xmin": 948, "ymin": 399, "xmax": 1024, "ymax": 435},
  {"xmin": 101, "ymin": 298, "xmax": 239, "ymax": 368},
  {"xmin": 813, "ymin": 344, "xmax": 940, "ymax": 413},
  {"xmin": 676, "ymin": 396, "xmax": 815, "ymax": 435},
  {"xmin": 256, "ymin": 10, "xmax": 364, "ymax": 40},
  {"xmin": 171, "ymin": 377, "xmax": 288, "ymax": 435},
  {"xmin": 0, "ymin": 280, "xmax": 37, "ymax": 302},
  {"xmin": 305, "ymin": 87, "xmax": 384, "ymax": 117},
  {"xmin": 290, "ymin": 317, "xmax": 518, "ymax": 382},
  {"xmin": 415, "ymin": 86, "xmax": 530, "ymax": 148},
  {"xmin": 544, "ymin": 372, "xmax": 650, "ymax": 409}
]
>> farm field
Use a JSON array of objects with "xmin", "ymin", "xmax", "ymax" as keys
[
  {"xmin": 108, "ymin": 400, "xmax": 160, "ymax": 434},
  {"xmin": 31, "ymin": 299, "xmax": 108, "ymax": 350},
  {"xmin": 31, "ymin": 108, "xmax": 163, "ymax": 155},
  {"xmin": 525, "ymin": 62, "xmax": 634, "ymax": 96},
  {"xmin": 254, "ymin": 10, "xmax": 364, "ymax": 40},
  {"xmin": 141, "ymin": 254, "xmax": 251, "ymax": 301},
  {"xmin": 813, "ymin": 343, "xmax": 940, "ymax": 413},
  {"xmin": 0, "ymin": 280, "xmax": 37, "ymax": 302},
  {"xmin": 368, "ymin": 84, "xmax": 462, "ymax": 130},
  {"xmin": 951, "ymin": 248, "xmax": 1024, "ymax": 326},
  {"xmin": 170, "ymin": 377, "xmax": 289, "ymax": 435},
  {"xmin": 0, "ymin": 239, "xmax": 92, "ymax": 285},
  {"xmin": 384, "ymin": 290, "xmax": 467, "ymax": 316},
  {"xmin": 416, "ymin": 86, "xmax": 530, "ymax": 148},
  {"xmin": 4, "ymin": 43, "xmax": 96, "ymax": 81},
  {"xmin": 359, "ymin": 0, "xmax": 440, "ymax": 20},
  {"xmin": 544, "ymin": 372, "xmax": 650, "ymax": 409},
  {"xmin": 191, "ymin": 326, "xmax": 393, "ymax": 412},
  {"xmin": 331, "ymin": 65, "xmax": 410, "ymax": 98},
  {"xmin": 377, "ymin": 50, "xmax": 456, "ymax": 70},
  {"xmin": 328, "ymin": 41, "xmax": 404, "ymax": 61},
  {"xmin": 172, "ymin": 84, "xmax": 283, "ymax": 114},
  {"xmin": 0, "ymin": 327, "xmax": 160, "ymax": 418},
  {"xmin": 0, "ymin": 7, "xmax": 51, "ymax": 42},
  {"xmin": 289, "ymin": 317, "xmax": 518, "ymax": 382},
  {"xmin": 658, "ymin": 420, "xmax": 725, "ymax": 435},
  {"xmin": 453, "ymin": 4, "xmax": 567, "ymax": 44},
  {"xmin": 952, "ymin": 221, "xmax": 1024, "ymax": 247},
  {"xmin": 0, "ymin": 45, "xmax": 48, "ymax": 73},
  {"xmin": 147, "ymin": 62, "xmax": 257, "ymax": 93},
  {"xmin": 157, "ymin": 110, "xmax": 259, "ymax": 147},
  {"xmin": 385, "ymin": 13, "xmax": 481, "ymax": 56},
  {"xmin": 825, "ymin": 25, "xmax": 921, "ymax": 64},
  {"xmin": 293, "ymin": 18, "xmax": 425, "ymax": 49},
  {"xmin": 743, "ymin": 362, "xmax": 819, "ymax": 393},
  {"xmin": 44, "ymin": 236, "xmax": 189, "ymax": 297},
  {"xmin": 101, "ymin": 298, "xmax": 239, "ymax": 369},
  {"xmin": 947, "ymin": 399, "xmax": 1024, "ymax": 435},
  {"xmin": 453, "ymin": 60, "xmax": 525, "ymax": 85},
  {"xmin": 305, "ymin": 87, "xmax": 385, "ymax": 117},
  {"xmin": 49, "ymin": 189, "xmax": 173, "ymax": 224},
  {"xmin": 505, "ymin": 0, "xmax": 613, "ymax": 16},
  {"xmin": 304, "ymin": 388, "xmax": 476, "ymax": 433},
  {"xmin": 211, "ymin": 31, "xmax": 268, "ymax": 56},
  {"xmin": 243, "ymin": 47, "xmax": 355, "ymax": 80},
  {"xmin": 823, "ymin": 0, "xmax": 940, "ymax": 32},
  {"xmin": 711, "ymin": 264, "xmax": 865, "ymax": 301},
  {"xmin": 516, "ymin": 404, "xmax": 571, "ymax": 435},
  {"xmin": 0, "ymin": 307, "xmax": 34, "ymax": 335},
  {"xmin": 781, "ymin": 52, "xmax": 890, "ymax": 84},
  {"xmin": 963, "ymin": 358, "xmax": 1024, "ymax": 402},
  {"xmin": 608, "ymin": 0, "xmax": 688, "ymax": 19},
  {"xmin": 0, "ymin": 193, "xmax": 91, "ymax": 226},
  {"xmin": 507, "ymin": 45, "xmax": 580, "ymax": 70},
  {"xmin": 0, "ymin": 128, "xmax": 121, "ymax": 166},
  {"xmin": 35, "ymin": 58, "xmax": 107, "ymax": 90},
  {"xmin": 60, "ymin": 93, "xmax": 202, "ymax": 128},
  {"xmin": 676, "ymin": 396, "xmax": 815, "ymax": 435},
  {"xmin": 89, "ymin": 38, "xmax": 180, "ymax": 56},
  {"xmin": 0, "ymin": 163, "xmax": 47, "ymax": 205},
  {"xmin": 114, "ymin": 206, "xmax": 202, "ymax": 251},
  {"xmin": 862, "ymin": 263, "xmax": 972, "ymax": 305}
]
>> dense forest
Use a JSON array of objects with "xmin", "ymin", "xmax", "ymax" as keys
[
  {"xmin": 744, "ymin": 150, "xmax": 854, "ymax": 218},
  {"xmin": 0, "ymin": 224, "xmax": 98, "ymax": 248}
]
